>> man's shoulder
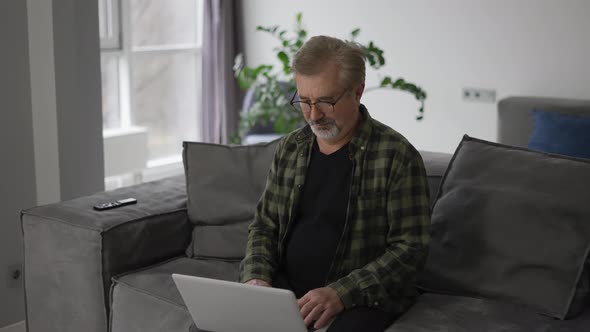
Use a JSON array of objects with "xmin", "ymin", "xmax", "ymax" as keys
[
  {"xmin": 367, "ymin": 118, "xmax": 421, "ymax": 162},
  {"xmin": 272, "ymin": 127, "xmax": 308, "ymax": 157},
  {"xmin": 281, "ymin": 126, "xmax": 313, "ymax": 145}
]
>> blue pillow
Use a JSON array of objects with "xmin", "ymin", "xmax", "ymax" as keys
[{"xmin": 528, "ymin": 110, "xmax": 590, "ymax": 159}]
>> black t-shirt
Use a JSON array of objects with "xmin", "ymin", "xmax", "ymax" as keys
[{"xmin": 282, "ymin": 140, "xmax": 353, "ymax": 298}]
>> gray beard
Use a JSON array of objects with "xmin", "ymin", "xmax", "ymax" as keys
[{"xmin": 309, "ymin": 119, "xmax": 340, "ymax": 139}]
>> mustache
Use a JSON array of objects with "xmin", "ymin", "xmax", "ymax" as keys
[{"xmin": 308, "ymin": 118, "xmax": 336, "ymax": 126}]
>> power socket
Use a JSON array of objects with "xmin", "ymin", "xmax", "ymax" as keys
[
  {"xmin": 462, "ymin": 87, "xmax": 496, "ymax": 103},
  {"xmin": 6, "ymin": 265, "xmax": 23, "ymax": 289}
]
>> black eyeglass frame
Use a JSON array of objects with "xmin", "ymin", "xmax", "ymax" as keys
[{"xmin": 289, "ymin": 89, "xmax": 349, "ymax": 114}]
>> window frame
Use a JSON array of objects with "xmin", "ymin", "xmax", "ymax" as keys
[
  {"xmin": 98, "ymin": 0, "xmax": 121, "ymax": 50},
  {"xmin": 99, "ymin": 0, "xmax": 204, "ymax": 185}
]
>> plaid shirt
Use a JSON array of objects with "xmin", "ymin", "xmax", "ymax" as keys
[{"xmin": 240, "ymin": 105, "xmax": 431, "ymax": 314}]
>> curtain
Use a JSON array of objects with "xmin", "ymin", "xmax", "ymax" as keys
[{"xmin": 200, "ymin": 0, "xmax": 241, "ymax": 143}]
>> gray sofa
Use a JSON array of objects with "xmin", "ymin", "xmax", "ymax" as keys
[{"xmin": 21, "ymin": 96, "xmax": 590, "ymax": 332}]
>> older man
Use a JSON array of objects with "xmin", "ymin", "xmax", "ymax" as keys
[{"xmin": 240, "ymin": 35, "xmax": 431, "ymax": 332}]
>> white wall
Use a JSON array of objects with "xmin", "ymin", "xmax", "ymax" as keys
[{"xmin": 242, "ymin": 0, "xmax": 590, "ymax": 153}]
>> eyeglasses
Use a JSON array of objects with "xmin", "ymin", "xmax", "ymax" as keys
[{"xmin": 290, "ymin": 89, "xmax": 349, "ymax": 114}]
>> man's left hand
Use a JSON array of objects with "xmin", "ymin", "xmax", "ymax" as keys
[{"xmin": 298, "ymin": 287, "xmax": 344, "ymax": 329}]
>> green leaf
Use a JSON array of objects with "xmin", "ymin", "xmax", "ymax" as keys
[
  {"xmin": 393, "ymin": 78, "xmax": 404, "ymax": 87},
  {"xmin": 277, "ymin": 51, "xmax": 289, "ymax": 66},
  {"xmin": 380, "ymin": 77, "xmax": 392, "ymax": 87},
  {"xmin": 351, "ymin": 28, "xmax": 361, "ymax": 38},
  {"xmin": 296, "ymin": 12, "xmax": 302, "ymax": 24}
]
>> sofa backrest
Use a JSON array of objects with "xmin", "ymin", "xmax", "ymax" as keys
[{"xmin": 419, "ymin": 151, "xmax": 452, "ymax": 206}]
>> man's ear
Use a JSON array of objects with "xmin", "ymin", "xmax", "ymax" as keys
[{"xmin": 354, "ymin": 82, "xmax": 365, "ymax": 103}]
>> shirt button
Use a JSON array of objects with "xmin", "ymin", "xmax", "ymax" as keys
[
  {"xmin": 360, "ymin": 146, "xmax": 365, "ymax": 150},
  {"xmin": 299, "ymin": 153, "xmax": 303, "ymax": 156},
  {"xmin": 352, "ymin": 303, "xmax": 357, "ymax": 307},
  {"xmin": 297, "ymin": 184, "xmax": 302, "ymax": 189},
  {"xmin": 374, "ymin": 301, "xmax": 379, "ymax": 307}
]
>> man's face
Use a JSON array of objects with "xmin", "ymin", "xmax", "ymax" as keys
[{"xmin": 294, "ymin": 63, "xmax": 363, "ymax": 143}]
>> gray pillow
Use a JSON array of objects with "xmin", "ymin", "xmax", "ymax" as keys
[
  {"xmin": 417, "ymin": 135, "xmax": 590, "ymax": 319},
  {"xmin": 182, "ymin": 139, "xmax": 279, "ymax": 260}
]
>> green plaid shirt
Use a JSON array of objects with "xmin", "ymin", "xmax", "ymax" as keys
[{"xmin": 240, "ymin": 105, "xmax": 431, "ymax": 314}]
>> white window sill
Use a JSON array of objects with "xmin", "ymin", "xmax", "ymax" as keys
[{"xmin": 105, "ymin": 154, "xmax": 184, "ymax": 191}]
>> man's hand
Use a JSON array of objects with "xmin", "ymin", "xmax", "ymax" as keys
[
  {"xmin": 244, "ymin": 279, "xmax": 271, "ymax": 287},
  {"xmin": 298, "ymin": 287, "xmax": 344, "ymax": 329}
]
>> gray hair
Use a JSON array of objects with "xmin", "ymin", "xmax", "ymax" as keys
[{"xmin": 292, "ymin": 35, "xmax": 366, "ymax": 89}]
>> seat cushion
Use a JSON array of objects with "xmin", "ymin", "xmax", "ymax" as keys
[
  {"xmin": 110, "ymin": 257, "xmax": 240, "ymax": 332},
  {"xmin": 387, "ymin": 294, "xmax": 590, "ymax": 332}
]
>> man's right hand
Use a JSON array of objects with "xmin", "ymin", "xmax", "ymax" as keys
[{"xmin": 245, "ymin": 279, "xmax": 271, "ymax": 287}]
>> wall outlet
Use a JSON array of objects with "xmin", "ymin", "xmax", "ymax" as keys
[
  {"xmin": 462, "ymin": 87, "xmax": 496, "ymax": 103},
  {"xmin": 6, "ymin": 265, "xmax": 23, "ymax": 289}
]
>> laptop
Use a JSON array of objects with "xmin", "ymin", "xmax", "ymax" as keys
[{"xmin": 172, "ymin": 274, "xmax": 331, "ymax": 332}]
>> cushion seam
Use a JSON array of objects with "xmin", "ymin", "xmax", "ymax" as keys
[
  {"xmin": 563, "ymin": 242, "xmax": 590, "ymax": 319},
  {"xmin": 113, "ymin": 278, "xmax": 189, "ymax": 310}
]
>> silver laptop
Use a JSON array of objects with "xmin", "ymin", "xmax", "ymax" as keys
[{"xmin": 172, "ymin": 274, "xmax": 331, "ymax": 332}]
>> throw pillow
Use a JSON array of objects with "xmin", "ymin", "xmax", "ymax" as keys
[
  {"xmin": 417, "ymin": 135, "xmax": 590, "ymax": 319},
  {"xmin": 528, "ymin": 109, "xmax": 590, "ymax": 159},
  {"xmin": 182, "ymin": 139, "xmax": 279, "ymax": 260}
]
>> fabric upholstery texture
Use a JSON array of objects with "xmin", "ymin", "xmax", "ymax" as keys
[
  {"xmin": 418, "ymin": 135, "xmax": 590, "ymax": 319},
  {"xmin": 182, "ymin": 140, "xmax": 279, "ymax": 259},
  {"xmin": 528, "ymin": 109, "xmax": 590, "ymax": 159},
  {"xmin": 21, "ymin": 175, "xmax": 189, "ymax": 332},
  {"xmin": 110, "ymin": 257, "xmax": 239, "ymax": 332},
  {"xmin": 388, "ymin": 294, "xmax": 590, "ymax": 332},
  {"xmin": 419, "ymin": 151, "xmax": 452, "ymax": 206}
]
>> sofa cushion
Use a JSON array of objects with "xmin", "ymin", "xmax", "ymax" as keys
[
  {"xmin": 110, "ymin": 257, "xmax": 240, "ymax": 332},
  {"xmin": 528, "ymin": 109, "xmax": 590, "ymax": 159},
  {"xmin": 417, "ymin": 135, "xmax": 590, "ymax": 319},
  {"xmin": 387, "ymin": 294, "xmax": 590, "ymax": 332},
  {"xmin": 182, "ymin": 140, "xmax": 279, "ymax": 259}
]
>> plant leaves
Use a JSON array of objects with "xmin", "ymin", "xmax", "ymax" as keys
[
  {"xmin": 277, "ymin": 51, "xmax": 289, "ymax": 66},
  {"xmin": 380, "ymin": 77, "xmax": 392, "ymax": 87},
  {"xmin": 235, "ymin": 11, "xmax": 427, "ymax": 142}
]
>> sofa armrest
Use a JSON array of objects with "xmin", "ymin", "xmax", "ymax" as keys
[{"xmin": 21, "ymin": 175, "xmax": 191, "ymax": 332}]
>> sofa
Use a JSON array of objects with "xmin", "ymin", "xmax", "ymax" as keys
[{"xmin": 21, "ymin": 96, "xmax": 590, "ymax": 332}]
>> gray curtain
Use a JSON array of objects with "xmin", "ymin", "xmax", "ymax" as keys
[{"xmin": 200, "ymin": 0, "xmax": 242, "ymax": 143}]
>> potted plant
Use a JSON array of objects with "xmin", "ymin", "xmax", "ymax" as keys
[{"xmin": 232, "ymin": 13, "xmax": 427, "ymax": 144}]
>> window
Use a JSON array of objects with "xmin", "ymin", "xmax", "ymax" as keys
[{"xmin": 98, "ymin": 0, "xmax": 203, "ymax": 188}]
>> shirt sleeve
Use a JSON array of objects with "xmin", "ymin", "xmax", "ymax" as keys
[{"xmin": 328, "ymin": 148, "xmax": 431, "ymax": 312}]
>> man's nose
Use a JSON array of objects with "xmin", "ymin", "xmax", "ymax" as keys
[{"xmin": 309, "ymin": 104, "xmax": 324, "ymax": 121}]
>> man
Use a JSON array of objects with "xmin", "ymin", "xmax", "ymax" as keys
[{"xmin": 240, "ymin": 35, "xmax": 431, "ymax": 332}]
